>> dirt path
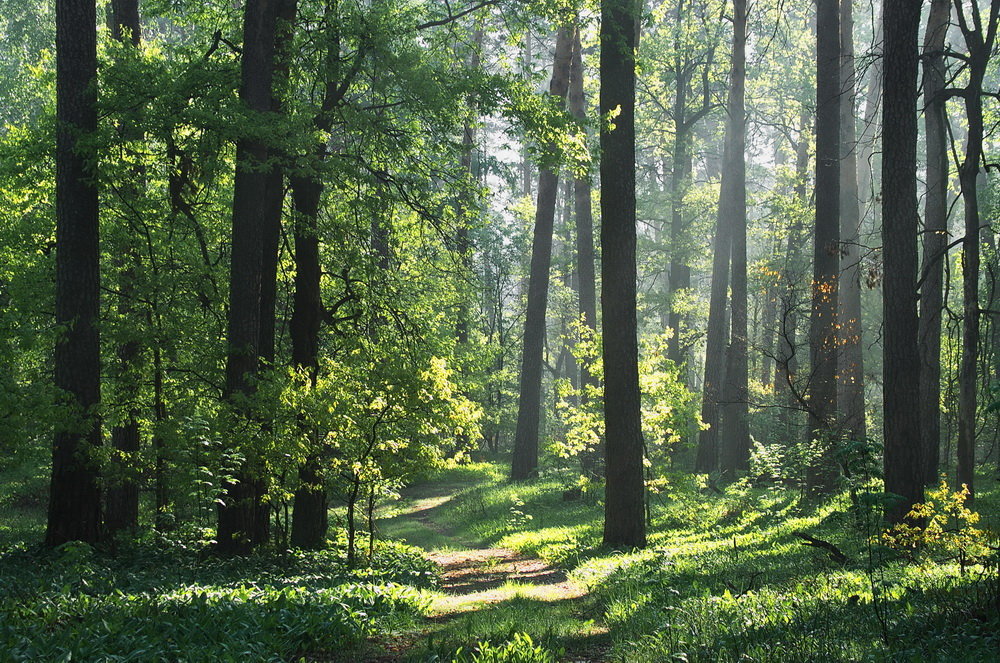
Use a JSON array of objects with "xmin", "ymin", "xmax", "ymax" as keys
[{"xmin": 366, "ymin": 483, "xmax": 610, "ymax": 662}]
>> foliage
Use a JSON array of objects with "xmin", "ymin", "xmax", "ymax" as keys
[
  {"xmin": 449, "ymin": 633, "xmax": 559, "ymax": 663},
  {"xmin": 0, "ymin": 537, "xmax": 435, "ymax": 662},
  {"xmin": 882, "ymin": 481, "xmax": 992, "ymax": 565}
]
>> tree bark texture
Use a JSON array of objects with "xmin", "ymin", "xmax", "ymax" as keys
[
  {"xmin": 806, "ymin": 0, "xmax": 841, "ymax": 495},
  {"xmin": 47, "ymin": 0, "xmax": 103, "ymax": 547},
  {"xmin": 217, "ymin": 0, "xmax": 282, "ymax": 555},
  {"xmin": 919, "ymin": 0, "xmax": 950, "ymax": 484},
  {"xmin": 881, "ymin": 0, "xmax": 924, "ymax": 524},
  {"xmin": 510, "ymin": 25, "xmax": 574, "ymax": 481},
  {"xmin": 601, "ymin": 0, "xmax": 646, "ymax": 548},
  {"xmin": 719, "ymin": 0, "xmax": 749, "ymax": 476},
  {"xmin": 837, "ymin": 0, "xmax": 866, "ymax": 446}
]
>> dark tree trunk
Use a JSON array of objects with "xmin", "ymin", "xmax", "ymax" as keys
[
  {"xmin": 600, "ymin": 0, "xmax": 646, "ymax": 549},
  {"xmin": 569, "ymin": 23, "xmax": 601, "ymax": 477},
  {"xmin": 837, "ymin": 0, "xmax": 866, "ymax": 446},
  {"xmin": 719, "ymin": 0, "xmax": 749, "ymax": 477},
  {"xmin": 46, "ymin": 0, "xmax": 103, "ymax": 547},
  {"xmin": 511, "ymin": 25, "xmax": 574, "ymax": 481},
  {"xmin": 105, "ymin": 0, "xmax": 143, "ymax": 537},
  {"xmin": 919, "ymin": 0, "xmax": 950, "ymax": 485},
  {"xmin": 289, "ymin": 174, "xmax": 327, "ymax": 549},
  {"xmin": 954, "ymin": 0, "xmax": 998, "ymax": 505},
  {"xmin": 217, "ymin": 0, "xmax": 281, "ymax": 555},
  {"xmin": 806, "ymin": 0, "xmax": 841, "ymax": 495},
  {"xmin": 881, "ymin": 0, "xmax": 924, "ymax": 524}
]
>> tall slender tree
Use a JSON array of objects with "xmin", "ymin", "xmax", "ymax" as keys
[
  {"xmin": 105, "ymin": 0, "xmax": 143, "ymax": 536},
  {"xmin": 568, "ymin": 23, "xmax": 601, "ymax": 476},
  {"xmin": 47, "ymin": 0, "xmax": 102, "ymax": 546},
  {"xmin": 511, "ymin": 25, "xmax": 574, "ymax": 481},
  {"xmin": 719, "ymin": 0, "xmax": 749, "ymax": 476},
  {"xmin": 837, "ymin": 0, "xmax": 866, "ymax": 446},
  {"xmin": 881, "ymin": 0, "xmax": 923, "ymax": 524},
  {"xmin": 216, "ymin": 0, "xmax": 282, "ymax": 554},
  {"xmin": 953, "ymin": 0, "xmax": 1000, "ymax": 505},
  {"xmin": 806, "ymin": 0, "xmax": 840, "ymax": 494},
  {"xmin": 601, "ymin": 0, "xmax": 646, "ymax": 548},
  {"xmin": 918, "ymin": 0, "xmax": 950, "ymax": 485}
]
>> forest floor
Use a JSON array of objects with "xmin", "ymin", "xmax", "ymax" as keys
[{"xmin": 362, "ymin": 479, "xmax": 611, "ymax": 661}]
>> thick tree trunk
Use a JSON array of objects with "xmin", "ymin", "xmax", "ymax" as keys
[
  {"xmin": 837, "ymin": 0, "xmax": 866, "ymax": 446},
  {"xmin": 217, "ymin": 0, "xmax": 281, "ymax": 555},
  {"xmin": 806, "ymin": 0, "xmax": 841, "ymax": 495},
  {"xmin": 881, "ymin": 0, "xmax": 924, "ymax": 524},
  {"xmin": 919, "ymin": 0, "xmax": 950, "ymax": 485},
  {"xmin": 105, "ymin": 0, "xmax": 143, "ymax": 537},
  {"xmin": 47, "ymin": 0, "xmax": 103, "ymax": 547},
  {"xmin": 511, "ymin": 25, "xmax": 574, "ymax": 481},
  {"xmin": 601, "ymin": 0, "xmax": 646, "ymax": 549},
  {"xmin": 719, "ymin": 0, "xmax": 749, "ymax": 477}
]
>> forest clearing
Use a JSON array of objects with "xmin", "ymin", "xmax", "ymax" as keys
[{"xmin": 4, "ymin": 0, "xmax": 1000, "ymax": 659}]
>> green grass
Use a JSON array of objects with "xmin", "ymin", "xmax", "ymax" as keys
[{"xmin": 377, "ymin": 460, "xmax": 1000, "ymax": 662}]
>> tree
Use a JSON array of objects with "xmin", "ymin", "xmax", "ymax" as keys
[
  {"xmin": 511, "ymin": 24, "xmax": 574, "ymax": 481},
  {"xmin": 806, "ymin": 0, "xmax": 840, "ymax": 495},
  {"xmin": 718, "ymin": 0, "xmax": 749, "ymax": 476},
  {"xmin": 568, "ymin": 22, "xmax": 601, "ymax": 476},
  {"xmin": 601, "ymin": 0, "xmax": 645, "ymax": 549},
  {"xmin": 104, "ymin": 0, "xmax": 143, "ymax": 536},
  {"xmin": 837, "ymin": 0, "xmax": 866, "ymax": 446},
  {"xmin": 216, "ymin": 0, "xmax": 282, "ymax": 555},
  {"xmin": 46, "ymin": 0, "xmax": 102, "ymax": 546},
  {"xmin": 918, "ymin": 0, "xmax": 950, "ymax": 485},
  {"xmin": 881, "ymin": 0, "xmax": 923, "ymax": 524},
  {"xmin": 953, "ymin": 0, "xmax": 1000, "ymax": 506}
]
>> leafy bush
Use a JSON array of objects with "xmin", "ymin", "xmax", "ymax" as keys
[{"xmin": 450, "ymin": 633, "xmax": 559, "ymax": 663}]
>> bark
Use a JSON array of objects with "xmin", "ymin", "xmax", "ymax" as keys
[
  {"xmin": 217, "ymin": 0, "xmax": 282, "ymax": 555},
  {"xmin": 881, "ymin": 0, "xmax": 924, "ymax": 524},
  {"xmin": 601, "ymin": 0, "xmax": 646, "ymax": 548},
  {"xmin": 696, "ymin": 0, "xmax": 745, "ymax": 475},
  {"xmin": 105, "ymin": 0, "xmax": 143, "ymax": 536},
  {"xmin": 511, "ymin": 25, "xmax": 574, "ymax": 481},
  {"xmin": 954, "ymin": 0, "xmax": 999, "ymax": 505},
  {"xmin": 569, "ymin": 24, "xmax": 601, "ymax": 477},
  {"xmin": 47, "ymin": 0, "xmax": 103, "ymax": 547},
  {"xmin": 719, "ymin": 0, "xmax": 749, "ymax": 476},
  {"xmin": 806, "ymin": 0, "xmax": 841, "ymax": 495},
  {"xmin": 919, "ymin": 0, "xmax": 950, "ymax": 484},
  {"xmin": 837, "ymin": 0, "xmax": 866, "ymax": 446}
]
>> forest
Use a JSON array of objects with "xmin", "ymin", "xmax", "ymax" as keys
[{"xmin": 2, "ymin": 0, "xmax": 1000, "ymax": 660}]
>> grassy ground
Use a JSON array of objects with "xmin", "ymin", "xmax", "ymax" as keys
[{"xmin": 375, "ymin": 460, "xmax": 1000, "ymax": 662}]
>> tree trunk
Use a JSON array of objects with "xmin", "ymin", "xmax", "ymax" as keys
[
  {"xmin": 105, "ymin": 0, "xmax": 143, "ymax": 537},
  {"xmin": 601, "ymin": 0, "xmax": 646, "ymax": 549},
  {"xmin": 719, "ymin": 0, "xmax": 749, "ymax": 477},
  {"xmin": 511, "ymin": 25, "xmax": 574, "ymax": 481},
  {"xmin": 46, "ymin": 0, "xmax": 103, "ymax": 547},
  {"xmin": 881, "ymin": 0, "xmax": 924, "ymax": 524},
  {"xmin": 217, "ymin": 0, "xmax": 281, "ymax": 555},
  {"xmin": 954, "ymin": 1, "xmax": 997, "ymax": 505},
  {"xmin": 919, "ymin": 0, "xmax": 950, "ymax": 485},
  {"xmin": 806, "ymin": 0, "xmax": 841, "ymax": 495},
  {"xmin": 837, "ymin": 0, "xmax": 866, "ymax": 446},
  {"xmin": 569, "ymin": 23, "xmax": 601, "ymax": 477}
]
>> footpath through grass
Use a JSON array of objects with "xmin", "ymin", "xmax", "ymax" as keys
[{"xmin": 375, "ymin": 460, "xmax": 1000, "ymax": 662}]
